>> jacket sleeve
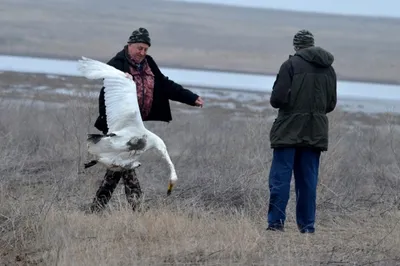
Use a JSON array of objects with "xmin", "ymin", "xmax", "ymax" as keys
[
  {"xmin": 326, "ymin": 67, "xmax": 337, "ymax": 113},
  {"xmin": 270, "ymin": 60, "xmax": 293, "ymax": 109},
  {"xmin": 147, "ymin": 56, "xmax": 199, "ymax": 106}
]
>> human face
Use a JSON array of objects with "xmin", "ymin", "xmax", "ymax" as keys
[{"xmin": 128, "ymin": 43, "xmax": 149, "ymax": 63}]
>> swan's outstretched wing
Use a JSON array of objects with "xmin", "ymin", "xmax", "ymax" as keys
[
  {"xmin": 103, "ymin": 76, "xmax": 144, "ymax": 133},
  {"xmin": 77, "ymin": 56, "xmax": 144, "ymax": 132}
]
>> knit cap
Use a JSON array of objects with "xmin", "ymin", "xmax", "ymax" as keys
[
  {"xmin": 293, "ymin": 29, "xmax": 314, "ymax": 50},
  {"xmin": 127, "ymin": 27, "xmax": 151, "ymax": 46}
]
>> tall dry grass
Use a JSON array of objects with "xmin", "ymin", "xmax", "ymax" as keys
[{"xmin": 1, "ymin": 93, "xmax": 400, "ymax": 265}]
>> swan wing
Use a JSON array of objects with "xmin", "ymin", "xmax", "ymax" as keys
[
  {"xmin": 77, "ymin": 57, "xmax": 144, "ymax": 132},
  {"xmin": 103, "ymin": 75, "xmax": 143, "ymax": 133}
]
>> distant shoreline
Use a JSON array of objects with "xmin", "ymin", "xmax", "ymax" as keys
[
  {"xmin": 3, "ymin": 0, "xmax": 400, "ymax": 86},
  {"xmin": 2, "ymin": 51, "xmax": 399, "ymax": 87}
]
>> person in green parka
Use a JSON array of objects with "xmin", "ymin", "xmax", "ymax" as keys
[{"xmin": 267, "ymin": 29, "xmax": 337, "ymax": 233}]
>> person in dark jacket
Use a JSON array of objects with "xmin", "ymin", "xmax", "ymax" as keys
[
  {"xmin": 88, "ymin": 27, "xmax": 204, "ymax": 213},
  {"xmin": 266, "ymin": 29, "xmax": 337, "ymax": 233}
]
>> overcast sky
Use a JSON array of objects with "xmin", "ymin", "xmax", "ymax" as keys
[{"xmin": 171, "ymin": 0, "xmax": 400, "ymax": 18}]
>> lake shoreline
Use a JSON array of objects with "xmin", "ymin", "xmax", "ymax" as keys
[
  {"xmin": 2, "ymin": 51, "xmax": 400, "ymax": 87},
  {"xmin": 2, "ymin": 68, "xmax": 400, "ymax": 115},
  {"xmin": 2, "ymin": 54, "xmax": 400, "ymax": 104}
]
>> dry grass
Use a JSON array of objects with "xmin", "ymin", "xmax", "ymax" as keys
[
  {"xmin": 1, "ymin": 76, "xmax": 400, "ymax": 265},
  {"xmin": 2, "ymin": 0, "xmax": 400, "ymax": 84}
]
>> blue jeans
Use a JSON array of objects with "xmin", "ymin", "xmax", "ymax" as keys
[{"xmin": 267, "ymin": 147, "xmax": 321, "ymax": 232}]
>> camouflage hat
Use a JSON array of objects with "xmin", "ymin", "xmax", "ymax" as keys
[
  {"xmin": 293, "ymin": 29, "xmax": 314, "ymax": 50},
  {"xmin": 127, "ymin": 27, "xmax": 151, "ymax": 46}
]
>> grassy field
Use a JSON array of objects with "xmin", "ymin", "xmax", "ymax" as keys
[
  {"xmin": 2, "ymin": 1, "xmax": 400, "ymax": 264},
  {"xmin": 1, "ymin": 72, "xmax": 400, "ymax": 265},
  {"xmin": 2, "ymin": 0, "xmax": 400, "ymax": 84}
]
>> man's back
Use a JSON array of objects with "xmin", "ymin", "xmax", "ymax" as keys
[
  {"xmin": 285, "ymin": 46, "xmax": 337, "ymax": 115},
  {"xmin": 269, "ymin": 46, "xmax": 337, "ymax": 152},
  {"xmin": 267, "ymin": 29, "xmax": 337, "ymax": 234}
]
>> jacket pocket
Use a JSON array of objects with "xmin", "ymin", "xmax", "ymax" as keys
[{"xmin": 269, "ymin": 116, "xmax": 286, "ymax": 141}]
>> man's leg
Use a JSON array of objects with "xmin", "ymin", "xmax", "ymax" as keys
[
  {"xmin": 293, "ymin": 148, "xmax": 321, "ymax": 233},
  {"xmin": 122, "ymin": 170, "xmax": 143, "ymax": 211},
  {"xmin": 90, "ymin": 169, "xmax": 122, "ymax": 212},
  {"xmin": 267, "ymin": 147, "xmax": 296, "ymax": 231}
]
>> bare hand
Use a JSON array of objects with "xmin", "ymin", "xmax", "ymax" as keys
[
  {"xmin": 125, "ymin": 72, "xmax": 133, "ymax": 80},
  {"xmin": 195, "ymin": 96, "xmax": 204, "ymax": 108}
]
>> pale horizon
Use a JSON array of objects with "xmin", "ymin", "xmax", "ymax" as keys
[{"xmin": 169, "ymin": 0, "xmax": 400, "ymax": 18}]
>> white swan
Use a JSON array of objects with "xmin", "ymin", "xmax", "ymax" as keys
[{"xmin": 77, "ymin": 56, "xmax": 178, "ymax": 195}]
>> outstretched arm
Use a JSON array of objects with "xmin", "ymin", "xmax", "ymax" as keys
[{"xmin": 147, "ymin": 56, "xmax": 203, "ymax": 107}]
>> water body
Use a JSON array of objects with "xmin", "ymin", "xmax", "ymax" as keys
[
  {"xmin": 1, "ymin": 54, "xmax": 400, "ymax": 113},
  {"xmin": 169, "ymin": 0, "xmax": 400, "ymax": 18}
]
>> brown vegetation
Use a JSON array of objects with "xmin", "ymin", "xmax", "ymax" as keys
[{"xmin": 1, "ymin": 73, "xmax": 400, "ymax": 265}]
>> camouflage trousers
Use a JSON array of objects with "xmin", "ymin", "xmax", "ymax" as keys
[{"xmin": 89, "ymin": 169, "xmax": 143, "ymax": 212}]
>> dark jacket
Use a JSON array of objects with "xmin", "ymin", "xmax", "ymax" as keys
[
  {"xmin": 94, "ymin": 45, "xmax": 199, "ymax": 134},
  {"xmin": 269, "ymin": 46, "xmax": 337, "ymax": 151}
]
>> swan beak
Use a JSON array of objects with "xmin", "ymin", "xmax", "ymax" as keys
[{"xmin": 167, "ymin": 181, "xmax": 174, "ymax": 196}]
